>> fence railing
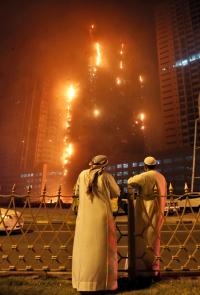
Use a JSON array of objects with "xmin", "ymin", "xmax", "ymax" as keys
[{"xmin": 0, "ymin": 184, "xmax": 200, "ymax": 276}]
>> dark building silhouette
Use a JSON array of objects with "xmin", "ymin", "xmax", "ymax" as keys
[
  {"xmin": 0, "ymin": 77, "xmax": 64, "ymax": 193},
  {"xmin": 155, "ymin": 0, "xmax": 200, "ymax": 150}
]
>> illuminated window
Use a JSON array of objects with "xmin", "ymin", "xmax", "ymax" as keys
[
  {"xmin": 117, "ymin": 172, "xmax": 122, "ymax": 177},
  {"xmin": 132, "ymin": 162, "xmax": 137, "ymax": 167},
  {"xmin": 174, "ymin": 52, "xmax": 200, "ymax": 67},
  {"xmin": 123, "ymin": 163, "xmax": 129, "ymax": 168},
  {"xmin": 117, "ymin": 180, "xmax": 122, "ymax": 184},
  {"xmin": 123, "ymin": 171, "xmax": 128, "ymax": 176},
  {"xmin": 139, "ymin": 162, "xmax": 144, "ymax": 167},
  {"xmin": 123, "ymin": 187, "xmax": 128, "ymax": 193},
  {"xmin": 117, "ymin": 164, "xmax": 122, "ymax": 169}
]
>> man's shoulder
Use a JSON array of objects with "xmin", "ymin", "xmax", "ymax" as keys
[
  {"xmin": 135, "ymin": 171, "xmax": 148, "ymax": 178},
  {"xmin": 128, "ymin": 172, "xmax": 145, "ymax": 184},
  {"xmin": 102, "ymin": 170, "xmax": 113, "ymax": 178},
  {"xmin": 148, "ymin": 170, "xmax": 166, "ymax": 180},
  {"xmin": 79, "ymin": 169, "xmax": 89, "ymax": 176}
]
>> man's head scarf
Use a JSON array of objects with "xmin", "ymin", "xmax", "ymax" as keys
[{"xmin": 86, "ymin": 155, "xmax": 108, "ymax": 194}]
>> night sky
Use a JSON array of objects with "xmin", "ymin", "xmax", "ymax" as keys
[{"xmin": 0, "ymin": 0, "xmax": 161, "ymax": 190}]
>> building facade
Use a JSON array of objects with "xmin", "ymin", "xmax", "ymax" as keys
[
  {"xmin": 155, "ymin": 0, "xmax": 200, "ymax": 150},
  {"xmin": 0, "ymin": 77, "xmax": 64, "ymax": 194},
  {"xmin": 107, "ymin": 149, "xmax": 200, "ymax": 194}
]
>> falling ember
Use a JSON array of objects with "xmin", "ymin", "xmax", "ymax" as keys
[
  {"xmin": 93, "ymin": 109, "xmax": 100, "ymax": 117},
  {"xmin": 139, "ymin": 75, "xmax": 144, "ymax": 83},
  {"xmin": 141, "ymin": 125, "xmax": 145, "ymax": 130},
  {"xmin": 140, "ymin": 113, "xmax": 145, "ymax": 121},
  {"xmin": 95, "ymin": 42, "xmax": 101, "ymax": 66},
  {"xmin": 117, "ymin": 43, "xmax": 125, "ymax": 83},
  {"xmin": 89, "ymin": 24, "xmax": 95, "ymax": 35},
  {"xmin": 116, "ymin": 77, "xmax": 122, "ymax": 85},
  {"xmin": 120, "ymin": 42, "xmax": 125, "ymax": 54}
]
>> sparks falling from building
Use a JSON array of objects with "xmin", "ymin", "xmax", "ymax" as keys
[
  {"xmin": 116, "ymin": 43, "xmax": 125, "ymax": 86},
  {"xmin": 139, "ymin": 74, "xmax": 144, "ymax": 86},
  {"xmin": 139, "ymin": 112, "xmax": 145, "ymax": 130},
  {"xmin": 88, "ymin": 25, "xmax": 102, "ymax": 117}
]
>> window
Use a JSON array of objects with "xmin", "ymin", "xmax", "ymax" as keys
[
  {"xmin": 174, "ymin": 157, "xmax": 182, "ymax": 162},
  {"xmin": 186, "ymin": 156, "xmax": 192, "ymax": 161},
  {"xmin": 123, "ymin": 171, "xmax": 128, "ymax": 176},
  {"xmin": 123, "ymin": 163, "xmax": 129, "ymax": 168},
  {"xmin": 175, "ymin": 166, "xmax": 184, "ymax": 171},
  {"xmin": 123, "ymin": 187, "xmax": 128, "ymax": 193},
  {"xmin": 163, "ymin": 158, "xmax": 172, "ymax": 164},
  {"xmin": 117, "ymin": 172, "xmax": 122, "ymax": 177},
  {"xmin": 117, "ymin": 164, "xmax": 122, "ymax": 169},
  {"xmin": 132, "ymin": 162, "xmax": 137, "ymax": 167}
]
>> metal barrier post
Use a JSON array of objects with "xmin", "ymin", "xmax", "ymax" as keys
[{"xmin": 128, "ymin": 185, "xmax": 136, "ymax": 280}]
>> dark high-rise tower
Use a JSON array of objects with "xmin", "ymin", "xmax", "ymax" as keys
[
  {"xmin": 0, "ymin": 75, "xmax": 64, "ymax": 192},
  {"xmin": 155, "ymin": 0, "xmax": 200, "ymax": 150}
]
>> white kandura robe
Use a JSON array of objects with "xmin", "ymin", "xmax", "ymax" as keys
[
  {"xmin": 72, "ymin": 169, "xmax": 120, "ymax": 292},
  {"xmin": 128, "ymin": 170, "xmax": 167, "ymax": 276}
]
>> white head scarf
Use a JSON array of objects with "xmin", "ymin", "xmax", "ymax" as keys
[{"xmin": 86, "ymin": 155, "xmax": 108, "ymax": 194}]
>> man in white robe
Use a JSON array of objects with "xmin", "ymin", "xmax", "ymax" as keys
[
  {"xmin": 128, "ymin": 156, "xmax": 167, "ymax": 279},
  {"xmin": 72, "ymin": 155, "xmax": 120, "ymax": 292}
]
